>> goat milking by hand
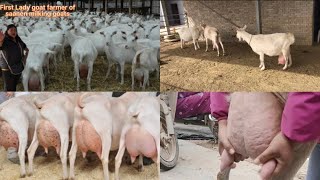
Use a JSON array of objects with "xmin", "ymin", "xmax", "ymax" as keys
[{"xmin": 235, "ymin": 25, "xmax": 295, "ymax": 70}]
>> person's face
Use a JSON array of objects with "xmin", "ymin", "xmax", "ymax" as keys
[{"xmin": 7, "ymin": 27, "xmax": 17, "ymax": 38}]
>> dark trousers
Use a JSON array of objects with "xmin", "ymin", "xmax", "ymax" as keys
[{"xmin": 2, "ymin": 71, "xmax": 21, "ymax": 91}]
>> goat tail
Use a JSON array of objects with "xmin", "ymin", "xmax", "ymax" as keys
[
  {"xmin": 34, "ymin": 98, "xmax": 45, "ymax": 109},
  {"xmin": 134, "ymin": 50, "xmax": 142, "ymax": 68},
  {"xmin": 78, "ymin": 93, "xmax": 91, "ymax": 109},
  {"xmin": 287, "ymin": 33, "xmax": 295, "ymax": 45}
]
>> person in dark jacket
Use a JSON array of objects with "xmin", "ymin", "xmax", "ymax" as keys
[{"xmin": 0, "ymin": 24, "xmax": 29, "ymax": 91}]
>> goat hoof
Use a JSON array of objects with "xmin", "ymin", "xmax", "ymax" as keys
[
  {"xmin": 205, "ymin": 50, "xmax": 208, "ymax": 52},
  {"xmin": 217, "ymin": 54, "xmax": 220, "ymax": 57},
  {"xmin": 20, "ymin": 174, "xmax": 26, "ymax": 178},
  {"xmin": 223, "ymin": 54, "xmax": 226, "ymax": 56},
  {"xmin": 260, "ymin": 67, "xmax": 265, "ymax": 71},
  {"xmin": 138, "ymin": 165, "xmax": 144, "ymax": 172}
]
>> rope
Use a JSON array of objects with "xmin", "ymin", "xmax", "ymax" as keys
[{"xmin": 196, "ymin": 0, "xmax": 241, "ymax": 28}]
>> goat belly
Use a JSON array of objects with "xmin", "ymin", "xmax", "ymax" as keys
[
  {"xmin": 76, "ymin": 119, "xmax": 102, "ymax": 159},
  {"xmin": 0, "ymin": 121, "xmax": 19, "ymax": 150},
  {"xmin": 125, "ymin": 125, "xmax": 157, "ymax": 160},
  {"xmin": 37, "ymin": 120, "xmax": 61, "ymax": 154},
  {"xmin": 227, "ymin": 93, "xmax": 283, "ymax": 159}
]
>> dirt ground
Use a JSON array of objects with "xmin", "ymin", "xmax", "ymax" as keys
[
  {"xmin": 160, "ymin": 41, "xmax": 320, "ymax": 91},
  {"xmin": 0, "ymin": 48, "xmax": 159, "ymax": 91},
  {"xmin": 0, "ymin": 147, "xmax": 158, "ymax": 180}
]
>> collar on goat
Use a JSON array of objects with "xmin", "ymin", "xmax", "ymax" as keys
[{"xmin": 248, "ymin": 35, "xmax": 253, "ymax": 45}]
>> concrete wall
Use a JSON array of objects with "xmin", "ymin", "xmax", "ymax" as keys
[{"xmin": 183, "ymin": 0, "xmax": 314, "ymax": 45}]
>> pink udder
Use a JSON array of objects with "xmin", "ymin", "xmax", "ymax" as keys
[
  {"xmin": 278, "ymin": 55, "xmax": 285, "ymax": 65},
  {"xmin": 76, "ymin": 119, "xmax": 102, "ymax": 159},
  {"xmin": 0, "ymin": 121, "xmax": 19, "ymax": 150},
  {"xmin": 37, "ymin": 120, "xmax": 61, "ymax": 154},
  {"xmin": 125, "ymin": 125, "xmax": 157, "ymax": 162}
]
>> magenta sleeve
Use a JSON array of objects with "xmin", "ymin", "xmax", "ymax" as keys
[
  {"xmin": 210, "ymin": 92, "xmax": 230, "ymax": 121},
  {"xmin": 281, "ymin": 92, "xmax": 320, "ymax": 142}
]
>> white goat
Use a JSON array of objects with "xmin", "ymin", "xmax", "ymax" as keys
[
  {"xmin": 65, "ymin": 31, "xmax": 98, "ymax": 90},
  {"xmin": 103, "ymin": 31, "xmax": 136, "ymax": 84},
  {"xmin": 178, "ymin": 26, "xmax": 203, "ymax": 50},
  {"xmin": 236, "ymin": 25, "xmax": 295, "ymax": 70},
  {"xmin": 201, "ymin": 24, "xmax": 225, "ymax": 56},
  {"xmin": 131, "ymin": 48, "xmax": 159, "ymax": 90},
  {"xmin": 22, "ymin": 45, "xmax": 56, "ymax": 91}
]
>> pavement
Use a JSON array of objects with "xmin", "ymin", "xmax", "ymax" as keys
[
  {"xmin": 161, "ymin": 123, "xmax": 309, "ymax": 180},
  {"xmin": 160, "ymin": 140, "xmax": 261, "ymax": 180}
]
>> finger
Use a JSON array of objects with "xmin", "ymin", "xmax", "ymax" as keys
[
  {"xmin": 230, "ymin": 163, "xmax": 236, "ymax": 169},
  {"xmin": 273, "ymin": 159, "xmax": 285, "ymax": 176},
  {"xmin": 221, "ymin": 139, "xmax": 235, "ymax": 155},
  {"xmin": 254, "ymin": 148, "xmax": 277, "ymax": 165},
  {"xmin": 259, "ymin": 159, "xmax": 276, "ymax": 180},
  {"xmin": 234, "ymin": 153, "xmax": 245, "ymax": 162}
]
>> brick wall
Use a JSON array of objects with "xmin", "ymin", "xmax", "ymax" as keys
[{"xmin": 183, "ymin": 0, "xmax": 314, "ymax": 45}]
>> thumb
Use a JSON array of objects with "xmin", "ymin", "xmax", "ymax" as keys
[
  {"xmin": 221, "ymin": 139, "xmax": 235, "ymax": 155},
  {"xmin": 254, "ymin": 147, "xmax": 276, "ymax": 165}
]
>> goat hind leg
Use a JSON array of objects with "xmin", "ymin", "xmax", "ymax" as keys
[
  {"xmin": 205, "ymin": 38, "xmax": 209, "ymax": 52},
  {"xmin": 213, "ymin": 39, "xmax": 220, "ymax": 56},
  {"xmin": 219, "ymin": 37, "xmax": 225, "ymax": 56},
  {"xmin": 193, "ymin": 38, "xmax": 198, "ymax": 50}
]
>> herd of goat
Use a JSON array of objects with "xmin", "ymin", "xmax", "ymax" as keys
[
  {"xmin": 0, "ymin": 11, "xmax": 160, "ymax": 91},
  {"xmin": 177, "ymin": 24, "xmax": 320, "ymax": 71},
  {"xmin": 0, "ymin": 92, "xmax": 159, "ymax": 180}
]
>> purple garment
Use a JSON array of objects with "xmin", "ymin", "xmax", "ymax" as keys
[
  {"xmin": 281, "ymin": 93, "xmax": 320, "ymax": 142},
  {"xmin": 175, "ymin": 92, "xmax": 211, "ymax": 119},
  {"xmin": 210, "ymin": 92, "xmax": 320, "ymax": 142},
  {"xmin": 210, "ymin": 92, "xmax": 229, "ymax": 120}
]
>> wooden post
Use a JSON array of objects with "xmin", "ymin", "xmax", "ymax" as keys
[
  {"xmin": 129, "ymin": 0, "xmax": 132, "ymax": 14},
  {"xmin": 106, "ymin": 0, "xmax": 108, "ymax": 13},
  {"xmin": 120, "ymin": 0, "xmax": 123, "ymax": 12},
  {"xmin": 103, "ymin": 0, "xmax": 105, "ymax": 12},
  {"xmin": 142, "ymin": 0, "xmax": 145, "ymax": 15},
  {"xmin": 91, "ymin": 0, "xmax": 94, "ymax": 11},
  {"xmin": 150, "ymin": 0, "xmax": 153, "ymax": 15},
  {"xmin": 256, "ymin": 0, "xmax": 262, "ymax": 34},
  {"xmin": 160, "ymin": 0, "xmax": 170, "ymax": 35}
]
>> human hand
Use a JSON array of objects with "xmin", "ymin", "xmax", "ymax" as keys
[
  {"xmin": 254, "ymin": 132, "xmax": 293, "ymax": 180},
  {"xmin": 0, "ymin": 31, "xmax": 4, "ymax": 42},
  {"xmin": 5, "ymin": 92, "xmax": 14, "ymax": 98}
]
